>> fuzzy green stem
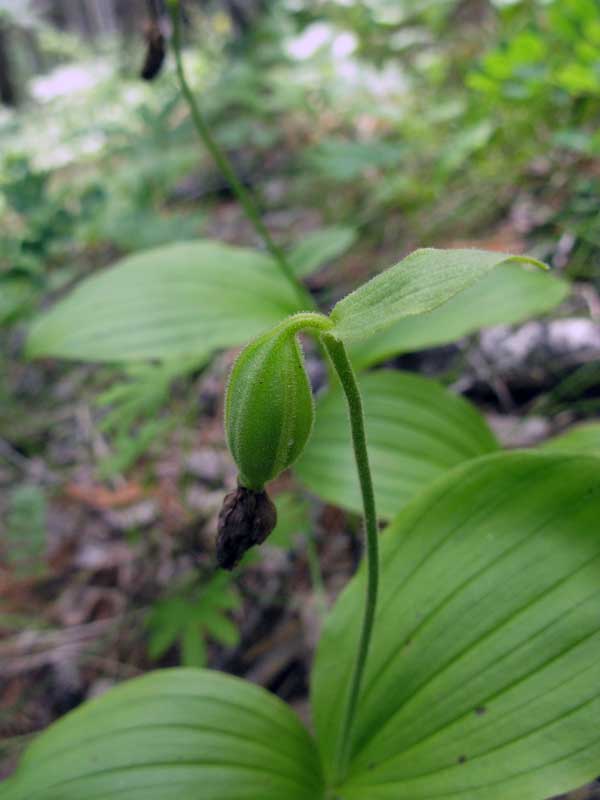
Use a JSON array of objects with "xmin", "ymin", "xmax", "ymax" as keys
[
  {"xmin": 322, "ymin": 332, "xmax": 379, "ymax": 787},
  {"xmin": 168, "ymin": 1, "xmax": 312, "ymax": 310},
  {"xmin": 270, "ymin": 311, "xmax": 333, "ymax": 339}
]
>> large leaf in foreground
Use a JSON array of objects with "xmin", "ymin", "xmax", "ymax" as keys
[
  {"xmin": 27, "ymin": 241, "xmax": 302, "ymax": 362},
  {"xmin": 329, "ymin": 248, "xmax": 547, "ymax": 343},
  {"xmin": 312, "ymin": 452, "xmax": 600, "ymax": 799},
  {"xmin": 3, "ymin": 669, "xmax": 323, "ymax": 800},
  {"xmin": 294, "ymin": 370, "xmax": 498, "ymax": 519},
  {"xmin": 540, "ymin": 422, "xmax": 600, "ymax": 457},
  {"xmin": 349, "ymin": 261, "xmax": 568, "ymax": 368}
]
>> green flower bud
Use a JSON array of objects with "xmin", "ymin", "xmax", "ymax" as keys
[{"xmin": 225, "ymin": 328, "xmax": 315, "ymax": 491}]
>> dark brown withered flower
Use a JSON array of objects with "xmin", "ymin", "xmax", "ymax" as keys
[
  {"xmin": 216, "ymin": 485, "xmax": 277, "ymax": 571},
  {"xmin": 140, "ymin": 20, "xmax": 166, "ymax": 81}
]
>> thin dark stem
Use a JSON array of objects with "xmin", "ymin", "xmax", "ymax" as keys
[
  {"xmin": 168, "ymin": 1, "xmax": 312, "ymax": 310},
  {"xmin": 322, "ymin": 333, "xmax": 379, "ymax": 787}
]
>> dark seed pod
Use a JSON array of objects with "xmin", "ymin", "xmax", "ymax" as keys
[
  {"xmin": 216, "ymin": 485, "xmax": 277, "ymax": 570},
  {"xmin": 225, "ymin": 328, "xmax": 315, "ymax": 491},
  {"xmin": 140, "ymin": 20, "xmax": 166, "ymax": 81}
]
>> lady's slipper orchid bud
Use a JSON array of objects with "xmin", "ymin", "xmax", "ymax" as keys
[
  {"xmin": 216, "ymin": 323, "xmax": 319, "ymax": 569},
  {"xmin": 224, "ymin": 328, "xmax": 315, "ymax": 491}
]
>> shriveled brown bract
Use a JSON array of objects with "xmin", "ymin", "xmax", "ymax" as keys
[{"xmin": 216, "ymin": 484, "xmax": 277, "ymax": 570}]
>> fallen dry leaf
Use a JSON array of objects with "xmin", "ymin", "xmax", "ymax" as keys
[{"xmin": 63, "ymin": 482, "xmax": 145, "ymax": 510}]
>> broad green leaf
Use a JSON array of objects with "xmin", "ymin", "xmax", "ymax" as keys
[
  {"xmin": 312, "ymin": 452, "xmax": 600, "ymax": 799},
  {"xmin": 288, "ymin": 226, "xmax": 357, "ymax": 278},
  {"xmin": 26, "ymin": 241, "xmax": 302, "ymax": 362},
  {"xmin": 349, "ymin": 261, "xmax": 569, "ymax": 368},
  {"xmin": 540, "ymin": 422, "xmax": 600, "ymax": 457},
  {"xmin": 294, "ymin": 371, "xmax": 498, "ymax": 519},
  {"xmin": 329, "ymin": 248, "xmax": 547, "ymax": 344},
  {"xmin": 4, "ymin": 669, "xmax": 324, "ymax": 800}
]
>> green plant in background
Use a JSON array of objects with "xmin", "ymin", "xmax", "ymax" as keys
[
  {"xmin": 93, "ymin": 356, "xmax": 204, "ymax": 479},
  {"xmin": 4, "ymin": 245, "xmax": 600, "ymax": 799},
  {"xmin": 146, "ymin": 572, "xmax": 240, "ymax": 669},
  {"xmin": 80, "ymin": 95, "xmax": 206, "ymax": 255},
  {"xmin": 3, "ymin": 485, "xmax": 47, "ymax": 579},
  {"xmin": 0, "ymin": 155, "xmax": 76, "ymax": 324},
  {"xmin": 468, "ymin": 0, "xmax": 600, "ymax": 112},
  {"xmin": 461, "ymin": 0, "xmax": 600, "ymax": 206},
  {"xmin": 21, "ymin": 0, "xmax": 570, "ymax": 497}
]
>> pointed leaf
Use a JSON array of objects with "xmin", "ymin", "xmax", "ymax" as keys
[
  {"xmin": 289, "ymin": 226, "xmax": 356, "ymax": 278},
  {"xmin": 294, "ymin": 370, "xmax": 498, "ymax": 519},
  {"xmin": 26, "ymin": 241, "xmax": 302, "ymax": 363},
  {"xmin": 4, "ymin": 669, "xmax": 324, "ymax": 800},
  {"xmin": 312, "ymin": 452, "xmax": 600, "ymax": 799},
  {"xmin": 329, "ymin": 248, "xmax": 547, "ymax": 344},
  {"xmin": 349, "ymin": 261, "xmax": 569, "ymax": 368},
  {"xmin": 204, "ymin": 612, "xmax": 240, "ymax": 648},
  {"xmin": 146, "ymin": 606, "xmax": 185, "ymax": 660},
  {"xmin": 199, "ymin": 572, "xmax": 240, "ymax": 612}
]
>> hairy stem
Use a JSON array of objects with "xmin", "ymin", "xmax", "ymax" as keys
[
  {"xmin": 270, "ymin": 310, "xmax": 333, "ymax": 338},
  {"xmin": 168, "ymin": 1, "xmax": 312, "ymax": 309},
  {"xmin": 322, "ymin": 333, "xmax": 379, "ymax": 787}
]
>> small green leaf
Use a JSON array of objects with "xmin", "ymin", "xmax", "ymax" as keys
[
  {"xmin": 295, "ymin": 370, "xmax": 498, "ymax": 519},
  {"xmin": 146, "ymin": 574, "xmax": 240, "ymax": 666},
  {"xmin": 203, "ymin": 612, "xmax": 240, "ymax": 648},
  {"xmin": 146, "ymin": 600, "xmax": 185, "ymax": 659},
  {"xmin": 288, "ymin": 226, "xmax": 356, "ymax": 278},
  {"xmin": 349, "ymin": 261, "xmax": 568, "ymax": 368},
  {"xmin": 99, "ymin": 417, "xmax": 174, "ymax": 479},
  {"xmin": 4, "ymin": 485, "xmax": 47, "ymax": 578},
  {"xmin": 26, "ymin": 241, "xmax": 302, "ymax": 363},
  {"xmin": 4, "ymin": 669, "xmax": 324, "ymax": 800},
  {"xmin": 181, "ymin": 623, "xmax": 207, "ymax": 668},
  {"xmin": 540, "ymin": 422, "xmax": 600, "ymax": 457},
  {"xmin": 329, "ymin": 248, "xmax": 548, "ymax": 344},
  {"xmin": 200, "ymin": 571, "xmax": 241, "ymax": 612},
  {"xmin": 312, "ymin": 452, "xmax": 600, "ymax": 799}
]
